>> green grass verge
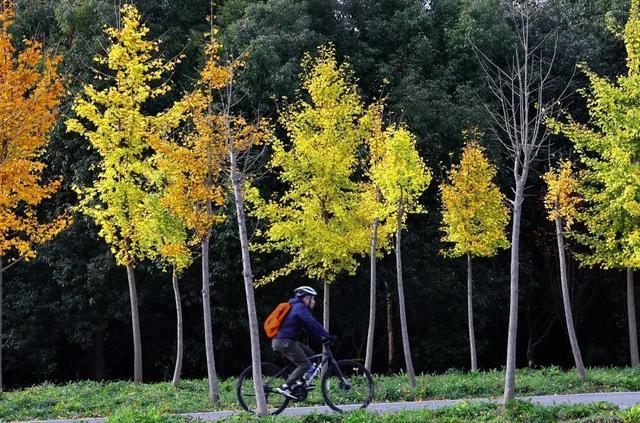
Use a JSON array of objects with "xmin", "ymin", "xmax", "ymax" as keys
[{"xmin": 1, "ymin": 366, "xmax": 639, "ymax": 421}]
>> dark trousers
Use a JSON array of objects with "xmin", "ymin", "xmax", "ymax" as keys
[{"xmin": 272, "ymin": 338, "xmax": 314, "ymax": 386}]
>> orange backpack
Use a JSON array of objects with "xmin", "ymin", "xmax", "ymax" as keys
[{"xmin": 264, "ymin": 302, "xmax": 292, "ymax": 338}]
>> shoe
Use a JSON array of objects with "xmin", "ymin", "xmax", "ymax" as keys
[{"xmin": 274, "ymin": 384, "xmax": 298, "ymax": 400}]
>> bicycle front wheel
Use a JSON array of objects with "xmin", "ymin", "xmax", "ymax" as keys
[
  {"xmin": 236, "ymin": 362, "xmax": 290, "ymax": 415},
  {"xmin": 321, "ymin": 360, "xmax": 374, "ymax": 412}
]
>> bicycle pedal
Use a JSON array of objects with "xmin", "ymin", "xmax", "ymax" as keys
[{"xmin": 304, "ymin": 384, "xmax": 315, "ymax": 391}]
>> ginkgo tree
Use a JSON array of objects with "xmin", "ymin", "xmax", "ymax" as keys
[
  {"xmin": 149, "ymin": 30, "xmax": 229, "ymax": 402},
  {"xmin": 440, "ymin": 136, "xmax": 509, "ymax": 372},
  {"xmin": 361, "ymin": 103, "xmax": 402, "ymax": 372},
  {"xmin": 135, "ymin": 193, "xmax": 191, "ymax": 388},
  {"xmin": 369, "ymin": 120, "xmax": 430, "ymax": 388},
  {"xmin": 0, "ymin": 0, "xmax": 68, "ymax": 390},
  {"xmin": 184, "ymin": 31, "xmax": 273, "ymax": 412},
  {"xmin": 547, "ymin": 0, "xmax": 640, "ymax": 368},
  {"xmin": 252, "ymin": 45, "xmax": 373, "ymax": 333},
  {"xmin": 66, "ymin": 4, "xmax": 188, "ymax": 383},
  {"xmin": 543, "ymin": 160, "xmax": 586, "ymax": 379}
]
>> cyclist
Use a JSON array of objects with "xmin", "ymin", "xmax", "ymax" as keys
[{"xmin": 272, "ymin": 285, "xmax": 336, "ymax": 400}]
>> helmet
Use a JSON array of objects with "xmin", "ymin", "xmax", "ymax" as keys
[{"xmin": 294, "ymin": 286, "xmax": 318, "ymax": 297}]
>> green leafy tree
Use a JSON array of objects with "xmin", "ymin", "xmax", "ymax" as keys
[
  {"xmin": 369, "ymin": 120, "xmax": 431, "ymax": 388},
  {"xmin": 440, "ymin": 135, "xmax": 509, "ymax": 372},
  {"xmin": 547, "ymin": 0, "xmax": 640, "ymax": 368},
  {"xmin": 252, "ymin": 45, "xmax": 373, "ymax": 333},
  {"xmin": 543, "ymin": 160, "xmax": 586, "ymax": 379},
  {"xmin": 66, "ymin": 4, "xmax": 187, "ymax": 383}
]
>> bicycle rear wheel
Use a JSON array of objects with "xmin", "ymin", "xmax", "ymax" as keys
[
  {"xmin": 321, "ymin": 359, "xmax": 374, "ymax": 412},
  {"xmin": 236, "ymin": 362, "xmax": 290, "ymax": 415}
]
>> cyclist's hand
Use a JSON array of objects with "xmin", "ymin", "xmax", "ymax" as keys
[{"xmin": 322, "ymin": 335, "xmax": 338, "ymax": 346}]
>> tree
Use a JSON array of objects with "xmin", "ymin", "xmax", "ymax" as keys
[
  {"xmin": 251, "ymin": 45, "xmax": 373, "ymax": 336},
  {"xmin": 0, "ymin": 0, "xmax": 67, "ymax": 390},
  {"xmin": 151, "ymin": 91, "xmax": 226, "ymax": 397},
  {"xmin": 66, "ymin": 4, "xmax": 186, "ymax": 383},
  {"xmin": 136, "ymin": 193, "xmax": 192, "ymax": 387},
  {"xmin": 440, "ymin": 135, "xmax": 509, "ymax": 372},
  {"xmin": 475, "ymin": 1, "xmax": 568, "ymax": 400},
  {"xmin": 369, "ymin": 122, "xmax": 431, "ymax": 388},
  {"xmin": 542, "ymin": 160, "xmax": 586, "ymax": 379},
  {"xmin": 149, "ymin": 19, "xmax": 231, "ymax": 401},
  {"xmin": 189, "ymin": 33, "xmax": 273, "ymax": 413},
  {"xmin": 547, "ymin": 0, "xmax": 640, "ymax": 369},
  {"xmin": 361, "ymin": 103, "xmax": 400, "ymax": 372}
]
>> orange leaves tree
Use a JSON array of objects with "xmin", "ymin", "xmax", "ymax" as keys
[
  {"xmin": 149, "ymin": 35, "xmax": 228, "ymax": 400},
  {"xmin": 0, "ymin": 1, "xmax": 67, "ymax": 390},
  {"xmin": 179, "ymin": 29, "xmax": 272, "ymax": 412}
]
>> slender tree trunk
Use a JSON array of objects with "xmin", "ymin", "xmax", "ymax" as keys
[
  {"xmin": 554, "ymin": 217, "xmax": 585, "ymax": 379},
  {"xmin": 323, "ymin": 282, "xmax": 330, "ymax": 332},
  {"xmin": 365, "ymin": 217, "xmax": 379, "ymax": 372},
  {"xmin": 321, "ymin": 211, "xmax": 330, "ymax": 336},
  {"xmin": 467, "ymin": 254, "xmax": 478, "ymax": 372},
  {"xmin": 504, "ymin": 185, "xmax": 525, "ymax": 401},
  {"xmin": 627, "ymin": 268, "xmax": 639, "ymax": 368},
  {"xmin": 92, "ymin": 329, "xmax": 105, "ymax": 380},
  {"xmin": 201, "ymin": 237, "xmax": 219, "ymax": 401},
  {"xmin": 171, "ymin": 269, "xmax": 184, "ymax": 388},
  {"xmin": 230, "ymin": 149, "xmax": 268, "ymax": 414},
  {"xmin": 0, "ymin": 256, "xmax": 3, "ymax": 391},
  {"xmin": 395, "ymin": 198, "xmax": 416, "ymax": 388},
  {"xmin": 125, "ymin": 264, "xmax": 142, "ymax": 383},
  {"xmin": 386, "ymin": 281, "xmax": 395, "ymax": 373}
]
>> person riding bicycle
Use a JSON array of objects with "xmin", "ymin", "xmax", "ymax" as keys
[{"xmin": 272, "ymin": 285, "xmax": 336, "ymax": 400}]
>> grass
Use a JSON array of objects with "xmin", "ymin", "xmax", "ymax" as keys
[{"xmin": 1, "ymin": 366, "xmax": 639, "ymax": 421}]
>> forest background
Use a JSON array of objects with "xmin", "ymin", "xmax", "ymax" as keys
[{"xmin": 1, "ymin": 0, "xmax": 633, "ymax": 389}]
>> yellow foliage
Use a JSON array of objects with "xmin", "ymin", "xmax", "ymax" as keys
[
  {"xmin": 66, "ymin": 4, "xmax": 188, "ymax": 267},
  {"xmin": 440, "ymin": 138, "xmax": 509, "ymax": 258},
  {"xmin": 546, "ymin": 0, "xmax": 640, "ymax": 270},
  {"xmin": 543, "ymin": 160, "xmax": 581, "ymax": 229},
  {"xmin": 0, "ymin": 1, "xmax": 69, "ymax": 263},
  {"xmin": 251, "ymin": 45, "xmax": 373, "ymax": 284}
]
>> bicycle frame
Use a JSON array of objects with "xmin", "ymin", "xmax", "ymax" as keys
[{"xmin": 265, "ymin": 345, "xmax": 349, "ymax": 392}]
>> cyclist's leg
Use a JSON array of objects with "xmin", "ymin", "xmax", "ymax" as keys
[
  {"xmin": 273, "ymin": 339, "xmax": 311, "ymax": 386},
  {"xmin": 297, "ymin": 341, "xmax": 314, "ymax": 358}
]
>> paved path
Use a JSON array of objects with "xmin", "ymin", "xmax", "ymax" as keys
[{"xmin": 19, "ymin": 391, "xmax": 640, "ymax": 422}]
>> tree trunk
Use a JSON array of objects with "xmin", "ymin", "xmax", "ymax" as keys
[
  {"xmin": 627, "ymin": 268, "xmax": 639, "ymax": 368},
  {"xmin": 386, "ymin": 282, "xmax": 395, "ymax": 373},
  {"xmin": 0, "ymin": 256, "xmax": 3, "ymax": 391},
  {"xmin": 395, "ymin": 198, "xmax": 416, "ymax": 388},
  {"xmin": 365, "ymin": 217, "xmax": 379, "ymax": 372},
  {"xmin": 92, "ymin": 329, "xmax": 105, "ymax": 380},
  {"xmin": 323, "ymin": 282, "xmax": 330, "ymax": 333},
  {"xmin": 504, "ymin": 185, "xmax": 524, "ymax": 401},
  {"xmin": 171, "ymin": 269, "xmax": 184, "ymax": 388},
  {"xmin": 467, "ymin": 254, "xmax": 478, "ymax": 372},
  {"xmin": 201, "ymin": 238, "xmax": 219, "ymax": 401},
  {"xmin": 125, "ymin": 264, "xmax": 143, "ymax": 383},
  {"xmin": 230, "ymin": 149, "xmax": 268, "ymax": 414},
  {"xmin": 554, "ymin": 217, "xmax": 585, "ymax": 379}
]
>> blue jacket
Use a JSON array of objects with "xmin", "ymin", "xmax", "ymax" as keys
[{"xmin": 275, "ymin": 297, "xmax": 331, "ymax": 341}]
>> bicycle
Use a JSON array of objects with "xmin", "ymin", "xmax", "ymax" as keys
[{"xmin": 236, "ymin": 342, "xmax": 375, "ymax": 415}]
